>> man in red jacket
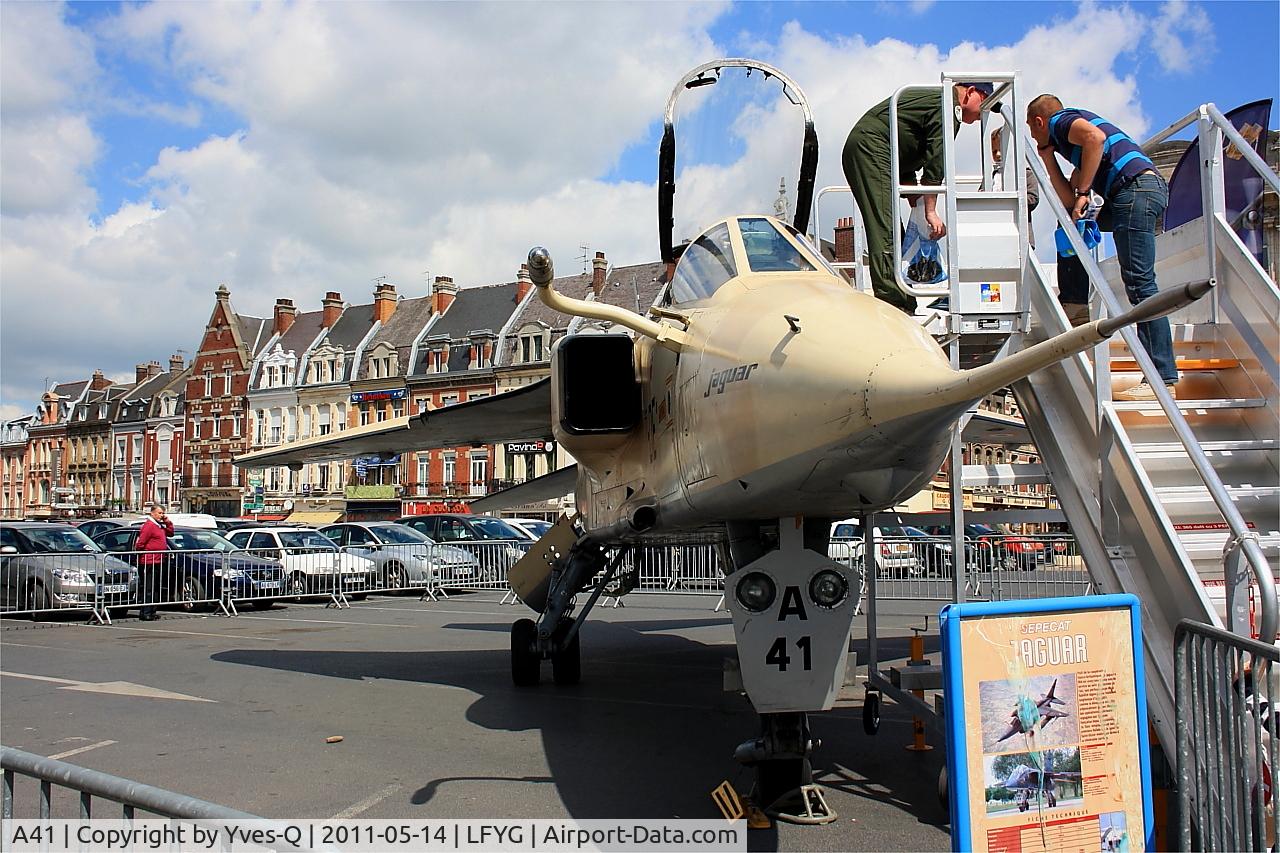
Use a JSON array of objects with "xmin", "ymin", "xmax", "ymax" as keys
[{"xmin": 136, "ymin": 503, "xmax": 173, "ymax": 620}]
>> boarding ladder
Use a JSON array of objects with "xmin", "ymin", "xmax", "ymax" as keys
[{"xmin": 814, "ymin": 73, "xmax": 1279, "ymax": 755}]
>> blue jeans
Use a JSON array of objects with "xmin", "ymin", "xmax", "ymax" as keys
[{"xmin": 1110, "ymin": 172, "xmax": 1178, "ymax": 384}]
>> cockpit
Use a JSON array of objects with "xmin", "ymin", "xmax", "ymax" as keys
[{"xmin": 669, "ymin": 215, "xmax": 837, "ymax": 304}]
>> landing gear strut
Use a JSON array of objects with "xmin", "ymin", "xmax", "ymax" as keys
[
  {"xmin": 508, "ymin": 538, "xmax": 619, "ymax": 687},
  {"xmin": 734, "ymin": 712, "xmax": 835, "ymax": 824}
]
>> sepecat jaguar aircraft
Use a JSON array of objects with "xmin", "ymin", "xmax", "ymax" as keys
[{"xmin": 237, "ymin": 59, "xmax": 1210, "ymax": 821}]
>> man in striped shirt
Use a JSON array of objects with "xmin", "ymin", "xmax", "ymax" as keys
[{"xmin": 1027, "ymin": 94, "xmax": 1178, "ymax": 401}]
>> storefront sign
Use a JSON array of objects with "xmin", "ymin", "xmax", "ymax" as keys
[
  {"xmin": 350, "ymin": 389, "xmax": 406, "ymax": 403},
  {"xmin": 403, "ymin": 500, "xmax": 471, "ymax": 515},
  {"xmin": 504, "ymin": 440, "xmax": 555, "ymax": 454},
  {"xmin": 941, "ymin": 594, "xmax": 1151, "ymax": 853}
]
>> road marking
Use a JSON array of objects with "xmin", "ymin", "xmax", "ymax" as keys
[
  {"xmin": 331, "ymin": 784, "xmax": 401, "ymax": 819},
  {"xmin": 0, "ymin": 641, "xmax": 105, "ymax": 654},
  {"xmin": 1, "ymin": 671, "xmax": 215, "ymax": 703},
  {"xmin": 106, "ymin": 625, "xmax": 279, "ymax": 642},
  {"xmin": 48, "ymin": 740, "xmax": 116, "ymax": 760}
]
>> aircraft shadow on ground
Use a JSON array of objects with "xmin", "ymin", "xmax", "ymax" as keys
[{"xmin": 212, "ymin": 619, "xmax": 948, "ymax": 833}]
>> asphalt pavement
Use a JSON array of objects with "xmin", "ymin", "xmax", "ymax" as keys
[{"xmin": 1, "ymin": 592, "xmax": 952, "ymax": 852}]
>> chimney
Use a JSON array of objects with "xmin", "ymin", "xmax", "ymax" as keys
[
  {"xmin": 169, "ymin": 354, "xmax": 185, "ymax": 373},
  {"xmin": 321, "ymin": 291, "xmax": 344, "ymax": 327},
  {"xmin": 516, "ymin": 265, "xmax": 533, "ymax": 303},
  {"xmin": 90, "ymin": 369, "xmax": 110, "ymax": 391},
  {"xmin": 273, "ymin": 298, "xmax": 298, "ymax": 336},
  {"xmin": 591, "ymin": 251, "xmax": 607, "ymax": 296},
  {"xmin": 432, "ymin": 276, "xmax": 458, "ymax": 315},
  {"xmin": 373, "ymin": 282, "xmax": 398, "ymax": 323},
  {"xmin": 135, "ymin": 363, "xmax": 150, "ymax": 385},
  {"xmin": 834, "ymin": 217, "xmax": 856, "ymax": 264},
  {"xmin": 148, "ymin": 360, "xmax": 163, "ymax": 378}
]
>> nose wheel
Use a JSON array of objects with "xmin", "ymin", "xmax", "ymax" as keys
[{"xmin": 510, "ymin": 618, "xmax": 582, "ymax": 686}]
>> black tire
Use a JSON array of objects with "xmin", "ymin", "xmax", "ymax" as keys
[
  {"xmin": 28, "ymin": 584, "xmax": 51, "ymax": 621},
  {"xmin": 552, "ymin": 625, "xmax": 581, "ymax": 686},
  {"xmin": 863, "ymin": 691, "xmax": 881, "ymax": 735},
  {"xmin": 250, "ymin": 599, "xmax": 275, "ymax": 611},
  {"xmin": 181, "ymin": 576, "xmax": 205, "ymax": 612},
  {"xmin": 511, "ymin": 618, "xmax": 540, "ymax": 686},
  {"xmin": 111, "ymin": 607, "xmax": 131, "ymax": 621},
  {"xmin": 289, "ymin": 572, "xmax": 309, "ymax": 599},
  {"xmin": 754, "ymin": 758, "xmax": 812, "ymax": 812},
  {"xmin": 382, "ymin": 562, "xmax": 404, "ymax": 591},
  {"xmin": 937, "ymin": 765, "xmax": 949, "ymax": 810}
]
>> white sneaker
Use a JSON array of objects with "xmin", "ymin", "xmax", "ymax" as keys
[{"xmin": 1115, "ymin": 381, "xmax": 1176, "ymax": 402}]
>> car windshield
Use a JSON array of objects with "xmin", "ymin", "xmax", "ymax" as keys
[
  {"xmin": 370, "ymin": 525, "xmax": 430, "ymax": 545},
  {"xmin": 519, "ymin": 521, "xmax": 552, "ymax": 537},
  {"xmin": 470, "ymin": 518, "xmax": 523, "ymax": 540},
  {"xmin": 277, "ymin": 531, "xmax": 337, "ymax": 553},
  {"xmin": 170, "ymin": 530, "xmax": 237, "ymax": 552},
  {"xmin": 19, "ymin": 527, "xmax": 101, "ymax": 553}
]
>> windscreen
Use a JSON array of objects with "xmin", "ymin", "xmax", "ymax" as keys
[
  {"xmin": 739, "ymin": 217, "xmax": 815, "ymax": 272},
  {"xmin": 171, "ymin": 530, "xmax": 236, "ymax": 552},
  {"xmin": 278, "ymin": 531, "xmax": 337, "ymax": 552},
  {"xmin": 470, "ymin": 518, "xmax": 524, "ymax": 540},
  {"xmin": 519, "ymin": 521, "xmax": 552, "ymax": 537},
  {"xmin": 671, "ymin": 222, "xmax": 736, "ymax": 303},
  {"xmin": 20, "ymin": 526, "xmax": 100, "ymax": 553},
  {"xmin": 371, "ymin": 525, "xmax": 430, "ymax": 545}
]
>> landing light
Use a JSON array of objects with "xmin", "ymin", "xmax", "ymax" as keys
[
  {"xmin": 809, "ymin": 570, "xmax": 849, "ymax": 609},
  {"xmin": 736, "ymin": 572, "xmax": 776, "ymax": 613}
]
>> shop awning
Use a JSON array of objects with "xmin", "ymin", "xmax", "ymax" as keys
[{"xmin": 286, "ymin": 510, "xmax": 343, "ymax": 526}]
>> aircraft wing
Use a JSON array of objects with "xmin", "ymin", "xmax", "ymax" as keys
[
  {"xmin": 236, "ymin": 378, "xmax": 553, "ymax": 468},
  {"xmin": 469, "ymin": 465, "xmax": 578, "ymax": 514}
]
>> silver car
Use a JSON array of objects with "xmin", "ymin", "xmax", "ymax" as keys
[
  {"xmin": 319, "ymin": 522, "xmax": 481, "ymax": 589},
  {"xmin": 1, "ymin": 522, "xmax": 137, "ymax": 617}
]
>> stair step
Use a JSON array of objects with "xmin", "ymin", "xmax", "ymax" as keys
[
  {"xmin": 1136, "ymin": 439, "xmax": 1279, "ymax": 454},
  {"xmin": 1110, "ymin": 358, "xmax": 1240, "ymax": 372},
  {"xmin": 1155, "ymin": 485, "xmax": 1280, "ymax": 504},
  {"xmin": 1112, "ymin": 397, "xmax": 1267, "ymax": 412},
  {"xmin": 1178, "ymin": 531, "xmax": 1280, "ymax": 554}
]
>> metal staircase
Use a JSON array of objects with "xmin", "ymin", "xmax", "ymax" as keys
[
  {"xmin": 1009, "ymin": 104, "xmax": 1279, "ymax": 750},
  {"xmin": 813, "ymin": 78, "xmax": 1278, "ymax": 754}
]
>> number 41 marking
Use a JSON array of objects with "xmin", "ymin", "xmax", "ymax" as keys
[{"xmin": 765, "ymin": 636, "xmax": 812, "ymax": 672}]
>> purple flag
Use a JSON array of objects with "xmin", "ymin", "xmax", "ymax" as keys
[{"xmin": 1164, "ymin": 99, "xmax": 1272, "ymax": 262}]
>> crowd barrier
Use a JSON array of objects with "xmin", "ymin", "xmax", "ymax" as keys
[
  {"xmin": 1175, "ymin": 619, "xmax": 1278, "ymax": 851},
  {"xmin": 0, "ymin": 535, "xmax": 1088, "ymax": 620}
]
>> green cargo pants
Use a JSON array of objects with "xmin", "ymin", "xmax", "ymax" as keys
[{"xmin": 841, "ymin": 125, "xmax": 917, "ymax": 314}]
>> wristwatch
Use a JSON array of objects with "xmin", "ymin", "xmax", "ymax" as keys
[{"xmin": 1074, "ymin": 189, "xmax": 1090, "ymax": 197}]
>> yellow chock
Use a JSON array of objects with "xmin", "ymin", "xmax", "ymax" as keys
[
  {"xmin": 711, "ymin": 781, "xmax": 745, "ymax": 822},
  {"xmin": 745, "ymin": 804, "xmax": 772, "ymax": 830}
]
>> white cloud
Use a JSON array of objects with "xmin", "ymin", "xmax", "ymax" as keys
[
  {"xmin": 1149, "ymin": 0, "xmax": 1215, "ymax": 73},
  {"xmin": 0, "ymin": 1, "xmax": 1223, "ymax": 419}
]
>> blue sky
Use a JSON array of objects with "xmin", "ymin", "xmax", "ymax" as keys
[{"xmin": 1, "ymin": 0, "xmax": 1276, "ymax": 417}]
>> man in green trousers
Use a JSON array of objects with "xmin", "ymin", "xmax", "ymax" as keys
[{"xmin": 842, "ymin": 81, "xmax": 994, "ymax": 314}]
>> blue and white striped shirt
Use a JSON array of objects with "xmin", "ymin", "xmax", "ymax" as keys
[{"xmin": 1048, "ymin": 108, "xmax": 1155, "ymax": 197}]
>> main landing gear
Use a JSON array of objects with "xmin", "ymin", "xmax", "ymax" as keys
[{"xmin": 509, "ymin": 538, "xmax": 619, "ymax": 688}]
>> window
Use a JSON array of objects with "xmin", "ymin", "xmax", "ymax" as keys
[
  {"xmin": 223, "ymin": 368, "xmax": 233, "ymax": 395},
  {"xmin": 270, "ymin": 412, "xmax": 281, "ymax": 445},
  {"xmin": 116, "ymin": 437, "xmax": 127, "ymax": 462},
  {"xmin": 203, "ymin": 371, "xmax": 213, "ymax": 397},
  {"xmin": 212, "ymin": 415, "xmax": 221, "ymax": 440},
  {"xmin": 318, "ymin": 408, "xmax": 332, "ymax": 436},
  {"xmin": 231, "ymin": 416, "xmax": 240, "ymax": 437},
  {"xmin": 317, "ymin": 463, "xmax": 330, "ymax": 492},
  {"xmin": 376, "ymin": 406, "xmax": 388, "ymax": 423},
  {"xmin": 360, "ymin": 407, "xmax": 371, "ymax": 426},
  {"xmin": 739, "ymin": 217, "xmax": 815, "ymax": 273},
  {"xmin": 347, "ymin": 526, "xmax": 374, "ymax": 546},
  {"xmin": 191, "ymin": 416, "xmax": 202, "ymax": 440},
  {"xmin": 131, "ymin": 436, "xmax": 142, "ymax": 463},
  {"xmin": 519, "ymin": 334, "xmax": 546, "ymax": 364},
  {"xmin": 416, "ymin": 456, "xmax": 429, "ymax": 487},
  {"xmin": 209, "ymin": 460, "xmax": 219, "ymax": 487},
  {"xmin": 337, "ymin": 404, "xmax": 347, "ymax": 431},
  {"xmin": 469, "ymin": 453, "xmax": 488, "ymax": 495},
  {"xmin": 671, "ymin": 222, "xmax": 737, "ymax": 303},
  {"xmin": 442, "ymin": 453, "xmax": 456, "ymax": 484},
  {"xmin": 393, "ymin": 402, "xmax": 404, "ymax": 418},
  {"xmin": 415, "ymin": 399, "xmax": 427, "ymax": 414},
  {"xmin": 441, "ymin": 394, "xmax": 459, "ymax": 407}
]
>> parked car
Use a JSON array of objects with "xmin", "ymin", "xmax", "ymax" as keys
[
  {"xmin": 1, "ymin": 522, "xmax": 136, "ymax": 617},
  {"xmin": 227, "ymin": 527, "xmax": 376, "ymax": 598},
  {"xmin": 921, "ymin": 523, "xmax": 1048, "ymax": 571},
  {"xmin": 74, "ymin": 518, "xmax": 130, "ymax": 541},
  {"xmin": 125, "ymin": 512, "xmax": 220, "ymax": 530},
  {"xmin": 502, "ymin": 518, "xmax": 554, "ymax": 541},
  {"xmin": 318, "ymin": 522, "xmax": 480, "ymax": 588},
  {"xmin": 827, "ymin": 519, "xmax": 923, "ymax": 577},
  {"xmin": 395, "ymin": 514, "xmax": 530, "ymax": 575},
  {"xmin": 93, "ymin": 526, "xmax": 284, "ymax": 610}
]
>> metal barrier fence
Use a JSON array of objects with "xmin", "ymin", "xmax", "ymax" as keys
[
  {"xmin": 1176, "ymin": 619, "xmax": 1278, "ymax": 851},
  {"xmin": 0, "ymin": 534, "xmax": 1087, "ymax": 619}
]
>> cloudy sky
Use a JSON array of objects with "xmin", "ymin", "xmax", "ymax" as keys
[{"xmin": 1, "ymin": 0, "xmax": 1275, "ymax": 419}]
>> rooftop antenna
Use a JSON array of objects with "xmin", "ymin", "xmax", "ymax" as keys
[
  {"xmin": 372, "ymin": 274, "xmax": 389, "ymax": 287},
  {"xmin": 421, "ymin": 269, "xmax": 433, "ymax": 300},
  {"xmin": 576, "ymin": 245, "xmax": 591, "ymax": 275}
]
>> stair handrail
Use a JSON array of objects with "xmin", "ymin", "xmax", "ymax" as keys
[{"xmin": 1016, "ymin": 109, "xmax": 1277, "ymax": 645}]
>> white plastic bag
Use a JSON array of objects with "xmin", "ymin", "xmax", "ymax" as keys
[{"xmin": 901, "ymin": 203, "xmax": 948, "ymax": 285}]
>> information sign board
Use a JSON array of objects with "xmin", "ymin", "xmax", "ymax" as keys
[{"xmin": 941, "ymin": 594, "xmax": 1152, "ymax": 852}]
